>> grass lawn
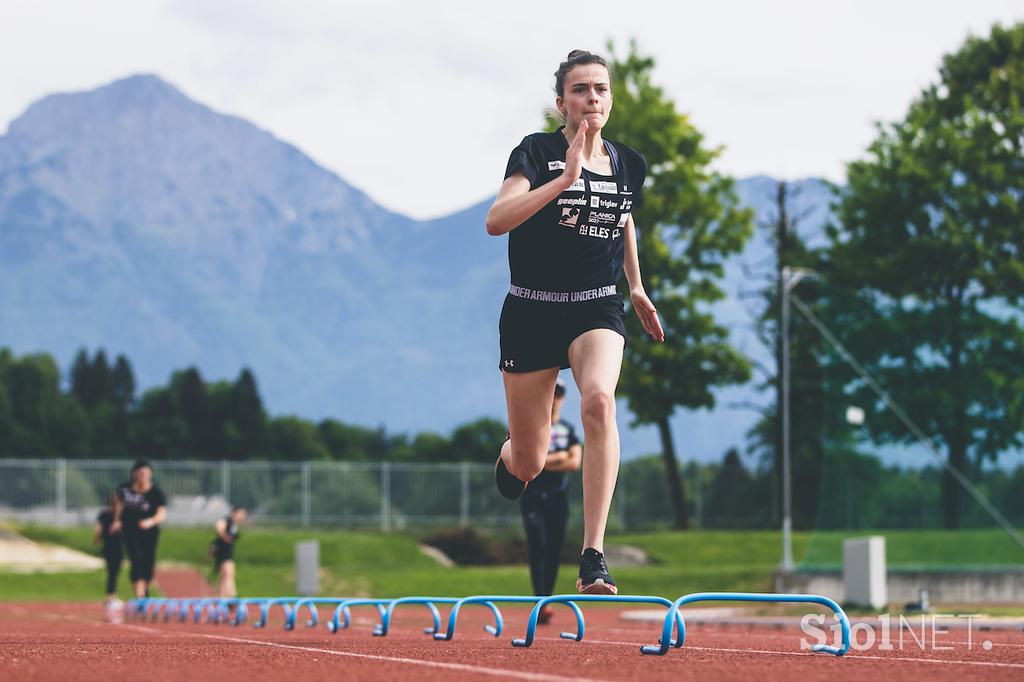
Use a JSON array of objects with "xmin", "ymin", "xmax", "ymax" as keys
[{"xmin": 4, "ymin": 525, "xmax": 1021, "ymax": 603}]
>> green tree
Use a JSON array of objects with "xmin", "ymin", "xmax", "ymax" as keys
[
  {"xmin": 267, "ymin": 416, "xmax": 330, "ymax": 461},
  {"xmin": 449, "ymin": 417, "xmax": 508, "ymax": 463},
  {"xmin": 175, "ymin": 367, "xmax": 213, "ymax": 458},
  {"xmin": 228, "ymin": 368, "xmax": 267, "ymax": 460},
  {"xmin": 571, "ymin": 42, "xmax": 753, "ymax": 529},
  {"xmin": 824, "ymin": 22, "xmax": 1024, "ymax": 528}
]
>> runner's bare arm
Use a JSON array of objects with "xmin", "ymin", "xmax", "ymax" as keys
[
  {"xmin": 140, "ymin": 506, "xmax": 167, "ymax": 530},
  {"xmin": 486, "ymin": 122, "xmax": 589, "ymax": 235},
  {"xmin": 544, "ymin": 444, "xmax": 583, "ymax": 472},
  {"xmin": 215, "ymin": 518, "xmax": 232, "ymax": 543},
  {"xmin": 623, "ymin": 214, "xmax": 665, "ymax": 342}
]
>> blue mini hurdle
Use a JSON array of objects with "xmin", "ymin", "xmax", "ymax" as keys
[
  {"xmin": 641, "ymin": 592, "xmax": 851, "ymax": 656},
  {"xmin": 374, "ymin": 597, "xmax": 502, "ymax": 638},
  {"xmin": 511, "ymin": 594, "xmax": 685, "ymax": 649},
  {"xmin": 326, "ymin": 598, "xmax": 390, "ymax": 633},
  {"xmin": 432, "ymin": 595, "xmax": 585, "ymax": 641}
]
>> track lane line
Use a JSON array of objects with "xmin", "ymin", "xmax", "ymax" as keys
[
  {"xmin": 581, "ymin": 637, "xmax": 1024, "ymax": 669},
  {"xmin": 119, "ymin": 622, "xmax": 611, "ymax": 682}
]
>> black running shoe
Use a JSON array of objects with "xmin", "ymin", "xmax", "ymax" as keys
[
  {"xmin": 577, "ymin": 547, "xmax": 617, "ymax": 595},
  {"xmin": 494, "ymin": 433, "xmax": 527, "ymax": 500}
]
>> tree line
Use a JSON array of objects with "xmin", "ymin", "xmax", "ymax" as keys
[{"xmin": 0, "ymin": 347, "xmax": 506, "ymax": 464}]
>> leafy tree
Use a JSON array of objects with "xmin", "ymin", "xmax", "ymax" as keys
[
  {"xmin": 267, "ymin": 416, "xmax": 330, "ymax": 461},
  {"xmin": 824, "ymin": 22, "xmax": 1024, "ymax": 527},
  {"xmin": 575, "ymin": 42, "xmax": 753, "ymax": 528},
  {"xmin": 228, "ymin": 368, "xmax": 267, "ymax": 460},
  {"xmin": 111, "ymin": 355, "xmax": 136, "ymax": 410},
  {"xmin": 448, "ymin": 417, "xmax": 508, "ymax": 463},
  {"xmin": 175, "ymin": 367, "xmax": 213, "ymax": 458}
]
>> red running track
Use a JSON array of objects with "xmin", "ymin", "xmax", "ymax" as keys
[{"xmin": 2, "ymin": 602, "xmax": 1023, "ymax": 681}]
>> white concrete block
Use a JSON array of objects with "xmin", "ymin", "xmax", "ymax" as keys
[
  {"xmin": 843, "ymin": 536, "xmax": 887, "ymax": 608},
  {"xmin": 295, "ymin": 540, "xmax": 319, "ymax": 596}
]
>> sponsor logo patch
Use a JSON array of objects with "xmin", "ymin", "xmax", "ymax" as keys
[
  {"xmin": 620, "ymin": 198, "xmax": 633, "ymax": 211},
  {"xmin": 559, "ymin": 207, "xmax": 581, "ymax": 228},
  {"xmin": 590, "ymin": 211, "xmax": 618, "ymax": 225},
  {"xmin": 548, "ymin": 160, "xmax": 566, "ymax": 170},
  {"xmin": 557, "ymin": 197, "xmax": 587, "ymax": 207},
  {"xmin": 617, "ymin": 213, "xmax": 629, "ymax": 228},
  {"xmin": 590, "ymin": 196, "xmax": 600, "ymax": 208},
  {"xmin": 579, "ymin": 224, "xmax": 612, "ymax": 239},
  {"xmin": 566, "ymin": 178, "xmax": 586, "ymax": 192},
  {"xmin": 590, "ymin": 180, "xmax": 618, "ymax": 194}
]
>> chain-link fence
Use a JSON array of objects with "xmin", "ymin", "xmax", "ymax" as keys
[{"xmin": 0, "ymin": 459, "xmax": 657, "ymax": 530}]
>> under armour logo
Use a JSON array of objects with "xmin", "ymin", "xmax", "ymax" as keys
[{"xmin": 504, "ymin": 359, "xmax": 515, "ymax": 368}]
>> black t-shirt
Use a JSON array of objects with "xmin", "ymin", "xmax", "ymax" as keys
[
  {"xmin": 213, "ymin": 516, "xmax": 240, "ymax": 549},
  {"xmin": 524, "ymin": 419, "xmax": 581, "ymax": 494},
  {"xmin": 503, "ymin": 128, "xmax": 647, "ymax": 293},
  {"xmin": 116, "ymin": 482, "xmax": 167, "ymax": 530},
  {"xmin": 96, "ymin": 508, "xmax": 121, "ymax": 553}
]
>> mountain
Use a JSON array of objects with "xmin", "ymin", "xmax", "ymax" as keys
[{"xmin": 0, "ymin": 74, "xmax": 834, "ymax": 461}]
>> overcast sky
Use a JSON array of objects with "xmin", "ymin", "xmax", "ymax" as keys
[{"xmin": 2, "ymin": 1, "xmax": 1021, "ymax": 219}]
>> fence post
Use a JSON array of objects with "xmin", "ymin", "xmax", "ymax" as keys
[
  {"xmin": 380, "ymin": 462, "xmax": 391, "ymax": 531},
  {"xmin": 460, "ymin": 462, "xmax": 470, "ymax": 526},
  {"xmin": 55, "ymin": 458, "xmax": 67, "ymax": 526},
  {"xmin": 221, "ymin": 460, "xmax": 230, "ymax": 503},
  {"xmin": 301, "ymin": 461, "xmax": 311, "ymax": 527}
]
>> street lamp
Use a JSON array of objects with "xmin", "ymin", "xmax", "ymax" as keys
[{"xmin": 780, "ymin": 266, "xmax": 815, "ymax": 572}]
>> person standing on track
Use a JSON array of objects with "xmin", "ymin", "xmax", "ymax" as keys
[
  {"xmin": 210, "ymin": 505, "xmax": 246, "ymax": 598},
  {"xmin": 488, "ymin": 49, "xmax": 664, "ymax": 595},
  {"xmin": 111, "ymin": 459, "xmax": 167, "ymax": 599},
  {"xmin": 93, "ymin": 492, "xmax": 123, "ymax": 610},
  {"xmin": 521, "ymin": 378, "xmax": 581, "ymax": 623}
]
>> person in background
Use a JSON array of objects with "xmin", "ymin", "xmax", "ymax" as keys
[
  {"xmin": 210, "ymin": 505, "xmax": 247, "ymax": 598},
  {"xmin": 520, "ymin": 378, "xmax": 582, "ymax": 624},
  {"xmin": 112, "ymin": 459, "xmax": 167, "ymax": 598},
  {"xmin": 93, "ymin": 492, "xmax": 123, "ymax": 610}
]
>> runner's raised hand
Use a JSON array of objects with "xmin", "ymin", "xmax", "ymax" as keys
[{"xmin": 562, "ymin": 119, "xmax": 589, "ymax": 186}]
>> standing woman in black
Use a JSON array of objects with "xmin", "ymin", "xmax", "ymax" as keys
[
  {"xmin": 93, "ymin": 492, "xmax": 123, "ymax": 610},
  {"xmin": 111, "ymin": 460, "xmax": 167, "ymax": 598},
  {"xmin": 489, "ymin": 50, "xmax": 664, "ymax": 594},
  {"xmin": 520, "ymin": 379, "xmax": 581, "ymax": 621}
]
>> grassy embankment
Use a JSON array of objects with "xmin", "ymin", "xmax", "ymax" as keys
[{"xmin": 3, "ymin": 526, "xmax": 1021, "ymax": 606}]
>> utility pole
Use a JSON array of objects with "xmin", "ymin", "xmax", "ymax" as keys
[{"xmin": 781, "ymin": 266, "xmax": 815, "ymax": 572}]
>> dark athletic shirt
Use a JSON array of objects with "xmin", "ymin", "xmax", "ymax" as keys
[
  {"xmin": 213, "ymin": 516, "xmax": 240, "ymax": 550},
  {"xmin": 503, "ymin": 128, "xmax": 647, "ymax": 295},
  {"xmin": 97, "ymin": 508, "xmax": 121, "ymax": 554},
  {"xmin": 116, "ymin": 482, "xmax": 167, "ymax": 530},
  {"xmin": 524, "ymin": 419, "xmax": 581, "ymax": 495}
]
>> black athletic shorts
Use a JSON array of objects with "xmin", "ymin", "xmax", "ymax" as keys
[{"xmin": 498, "ymin": 292, "xmax": 626, "ymax": 373}]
